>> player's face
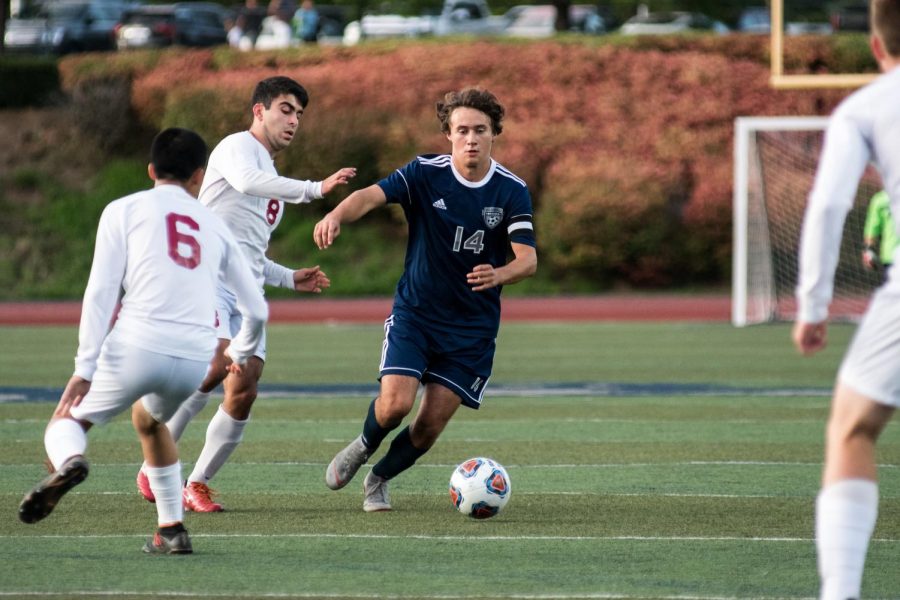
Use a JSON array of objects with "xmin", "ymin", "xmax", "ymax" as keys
[
  {"xmin": 252, "ymin": 93, "xmax": 304, "ymax": 155},
  {"xmin": 447, "ymin": 107, "xmax": 494, "ymax": 177}
]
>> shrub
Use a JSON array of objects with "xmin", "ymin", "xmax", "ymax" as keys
[
  {"xmin": 34, "ymin": 38, "xmax": 865, "ymax": 295},
  {"xmin": 0, "ymin": 56, "xmax": 61, "ymax": 108}
]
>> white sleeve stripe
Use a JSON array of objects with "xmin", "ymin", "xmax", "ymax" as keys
[
  {"xmin": 396, "ymin": 170, "xmax": 411, "ymax": 206},
  {"xmin": 508, "ymin": 222, "xmax": 533, "ymax": 233}
]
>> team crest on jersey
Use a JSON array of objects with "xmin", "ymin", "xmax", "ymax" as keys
[{"xmin": 482, "ymin": 207, "xmax": 503, "ymax": 229}]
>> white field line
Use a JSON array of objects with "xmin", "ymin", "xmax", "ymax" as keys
[
  {"xmin": 0, "ymin": 533, "xmax": 900, "ymax": 544},
  {"xmin": 0, "ymin": 592, "xmax": 824, "ymax": 600},
  {"xmin": 3, "ymin": 418, "xmax": 830, "ymax": 425},
  {"xmin": 1, "ymin": 532, "xmax": 897, "ymax": 543},
  {"xmin": 1, "ymin": 460, "xmax": 882, "ymax": 469},
  {"xmin": 0, "ymin": 490, "xmax": 812, "ymax": 499},
  {"xmin": 0, "ymin": 460, "xmax": 848, "ymax": 469}
]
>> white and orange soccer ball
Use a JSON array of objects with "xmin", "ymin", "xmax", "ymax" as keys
[{"xmin": 448, "ymin": 457, "xmax": 511, "ymax": 519}]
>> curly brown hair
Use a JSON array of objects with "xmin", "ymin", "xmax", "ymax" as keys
[{"xmin": 436, "ymin": 88, "xmax": 505, "ymax": 135}]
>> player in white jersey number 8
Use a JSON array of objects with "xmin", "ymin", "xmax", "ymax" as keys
[{"xmin": 135, "ymin": 76, "xmax": 356, "ymax": 513}]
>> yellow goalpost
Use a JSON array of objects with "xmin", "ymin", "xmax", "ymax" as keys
[{"xmin": 769, "ymin": 0, "xmax": 876, "ymax": 89}]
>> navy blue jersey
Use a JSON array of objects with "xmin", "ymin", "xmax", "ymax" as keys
[{"xmin": 377, "ymin": 154, "xmax": 536, "ymax": 338}]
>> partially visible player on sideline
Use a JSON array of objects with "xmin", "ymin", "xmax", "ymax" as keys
[
  {"xmin": 313, "ymin": 87, "xmax": 537, "ymax": 512},
  {"xmin": 861, "ymin": 189, "xmax": 898, "ymax": 282},
  {"xmin": 18, "ymin": 128, "xmax": 268, "ymax": 554},
  {"xmin": 793, "ymin": 2, "xmax": 900, "ymax": 597},
  {"xmin": 135, "ymin": 76, "xmax": 357, "ymax": 512}
]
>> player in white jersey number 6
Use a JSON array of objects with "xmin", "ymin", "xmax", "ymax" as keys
[
  {"xmin": 793, "ymin": 2, "xmax": 900, "ymax": 597},
  {"xmin": 18, "ymin": 128, "xmax": 268, "ymax": 554},
  {"xmin": 135, "ymin": 76, "xmax": 357, "ymax": 512}
]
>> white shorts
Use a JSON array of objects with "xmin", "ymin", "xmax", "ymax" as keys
[
  {"xmin": 215, "ymin": 287, "xmax": 267, "ymax": 361},
  {"xmin": 838, "ymin": 285, "xmax": 900, "ymax": 407},
  {"xmin": 70, "ymin": 331, "xmax": 209, "ymax": 425}
]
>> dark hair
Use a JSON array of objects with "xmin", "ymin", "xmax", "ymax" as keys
[
  {"xmin": 150, "ymin": 128, "xmax": 208, "ymax": 182},
  {"xmin": 872, "ymin": 0, "xmax": 900, "ymax": 56},
  {"xmin": 436, "ymin": 88, "xmax": 505, "ymax": 135},
  {"xmin": 251, "ymin": 76, "xmax": 309, "ymax": 110}
]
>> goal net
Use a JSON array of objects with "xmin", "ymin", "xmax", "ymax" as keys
[{"xmin": 733, "ymin": 116, "xmax": 884, "ymax": 326}]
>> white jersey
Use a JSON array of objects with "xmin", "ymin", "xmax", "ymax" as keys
[
  {"xmin": 199, "ymin": 131, "xmax": 323, "ymax": 288},
  {"xmin": 797, "ymin": 66, "xmax": 900, "ymax": 323},
  {"xmin": 74, "ymin": 184, "xmax": 268, "ymax": 381}
]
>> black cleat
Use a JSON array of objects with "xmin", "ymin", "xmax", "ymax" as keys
[
  {"xmin": 142, "ymin": 529, "xmax": 193, "ymax": 555},
  {"xmin": 18, "ymin": 456, "xmax": 89, "ymax": 524}
]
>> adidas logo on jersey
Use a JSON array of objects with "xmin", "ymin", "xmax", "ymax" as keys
[{"xmin": 432, "ymin": 199, "xmax": 447, "ymax": 210}]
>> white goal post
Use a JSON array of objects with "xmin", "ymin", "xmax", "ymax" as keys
[{"xmin": 733, "ymin": 116, "xmax": 884, "ymax": 326}]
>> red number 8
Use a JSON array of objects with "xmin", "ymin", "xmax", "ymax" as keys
[
  {"xmin": 166, "ymin": 213, "xmax": 201, "ymax": 270},
  {"xmin": 266, "ymin": 199, "xmax": 280, "ymax": 225}
]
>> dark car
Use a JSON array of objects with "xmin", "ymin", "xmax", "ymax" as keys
[
  {"xmin": 5, "ymin": 0, "xmax": 132, "ymax": 54},
  {"xmin": 314, "ymin": 4, "xmax": 348, "ymax": 41},
  {"xmin": 830, "ymin": 2, "xmax": 868, "ymax": 32},
  {"xmin": 115, "ymin": 2, "xmax": 228, "ymax": 49}
]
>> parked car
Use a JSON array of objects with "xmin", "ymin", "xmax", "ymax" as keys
[
  {"xmin": 341, "ymin": 13, "xmax": 433, "ymax": 45},
  {"xmin": 830, "ymin": 2, "xmax": 868, "ymax": 32},
  {"xmin": 736, "ymin": 6, "xmax": 769, "ymax": 33},
  {"xmin": 5, "ymin": 0, "xmax": 133, "ymax": 54},
  {"xmin": 314, "ymin": 4, "xmax": 348, "ymax": 42},
  {"xmin": 115, "ymin": 2, "xmax": 228, "ymax": 49},
  {"xmin": 433, "ymin": 0, "xmax": 506, "ymax": 36},
  {"xmin": 619, "ymin": 11, "xmax": 729, "ymax": 35},
  {"xmin": 502, "ymin": 4, "xmax": 614, "ymax": 37}
]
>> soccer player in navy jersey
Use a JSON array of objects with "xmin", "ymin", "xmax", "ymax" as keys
[{"xmin": 313, "ymin": 87, "xmax": 537, "ymax": 511}]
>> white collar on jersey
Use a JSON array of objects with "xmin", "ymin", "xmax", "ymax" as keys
[{"xmin": 450, "ymin": 158, "xmax": 497, "ymax": 188}]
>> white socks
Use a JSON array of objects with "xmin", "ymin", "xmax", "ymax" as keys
[
  {"xmin": 187, "ymin": 405, "xmax": 248, "ymax": 484},
  {"xmin": 167, "ymin": 390, "xmax": 211, "ymax": 442},
  {"xmin": 816, "ymin": 479, "xmax": 878, "ymax": 600},
  {"xmin": 44, "ymin": 418, "xmax": 87, "ymax": 470},
  {"xmin": 144, "ymin": 462, "xmax": 183, "ymax": 525}
]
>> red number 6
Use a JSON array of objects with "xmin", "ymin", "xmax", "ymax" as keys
[{"xmin": 166, "ymin": 213, "xmax": 201, "ymax": 269}]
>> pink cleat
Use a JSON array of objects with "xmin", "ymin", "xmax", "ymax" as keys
[
  {"xmin": 183, "ymin": 482, "xmax": 224, "ymax": 512},
  {"xmin": 136, "ymin": 469, "xmax": 156, "ymax": 503}
]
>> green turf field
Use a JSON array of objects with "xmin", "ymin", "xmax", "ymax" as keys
[{"xmin": 2, "ymin": 321, "xmax": 899, "ymax": 599}]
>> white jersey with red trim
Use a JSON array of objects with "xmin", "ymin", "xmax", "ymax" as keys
[
  {"xmin": 74, "ymin": 184, "xmax": 267, "ymax": 381},
  {"xmin": 199, "ymin": 131, "xmax": 323, "ymax": 287}
]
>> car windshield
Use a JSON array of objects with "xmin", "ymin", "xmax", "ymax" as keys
[
  {"xmin": 42, "ymin": 3, "xmax": 88, "ymax": 19},
  {"xmin": 42, "ymin": 2, "xmax": 122, "ymax": 19}
]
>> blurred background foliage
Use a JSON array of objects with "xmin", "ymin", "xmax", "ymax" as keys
[{"xmin": 0, "ymin": 34, "xmax": 869, "ymax": 299}]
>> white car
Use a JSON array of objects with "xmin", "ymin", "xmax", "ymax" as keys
[
  {"xmin": 342, "ymin": 13, "xmax": 433, "ymax": 45},
  {"xmin": 620, "ymin": 11, "xmax": 729, "ymax": 35}
]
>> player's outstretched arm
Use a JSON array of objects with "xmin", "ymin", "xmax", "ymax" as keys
[
  {"xmin": 292, "ymin": 266, "xmax": 330, "ymax": 293},
  {"xmin": 313, "ymin": 184, "xmax": 387, "ymax": 249},
  {"xmin": 321, "ymin": 167, "xmax": 357, "ymax": 195},
  {"xmin": 467, "ymin": 243, "xmax": 537, "ymax": 292},
  {"xmin": 792, "ymin": 321, "xmax": 828, "ymax": 356}
]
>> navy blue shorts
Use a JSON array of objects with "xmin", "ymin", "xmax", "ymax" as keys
[{"xmin": 379, "ymin": 313, "xmax": 495, "ymax": 409}]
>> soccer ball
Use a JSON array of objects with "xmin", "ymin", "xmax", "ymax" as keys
[{"xmin": 448, "ymin": 457, "xmax": 511, "ymax": 519}]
